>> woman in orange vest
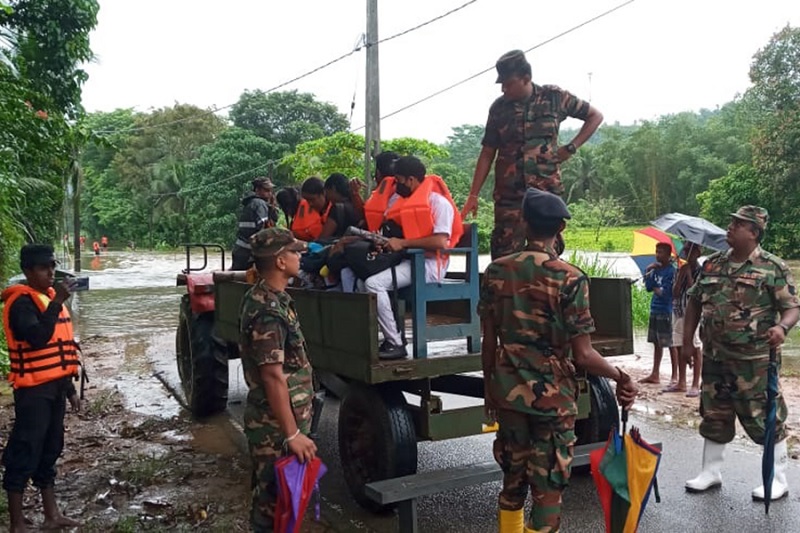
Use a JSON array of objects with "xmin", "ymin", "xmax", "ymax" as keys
[
  {"xmin": 1, "ymin": 244, "xmax": 81, "ymax": 530},
  {"xmin": 363, "ymin": 151, "xmax": 400, "ymax": 232},
  {"xmin": 291, "ymin": 177, "xmax": 331, "ymax": 241},
  {"xmin": 92, "ymin": 241, "xmax": 100, "ymax": 256},
  {"xmin": 100, "ymin": 235, "xmax": 108, "ymax": 250}
]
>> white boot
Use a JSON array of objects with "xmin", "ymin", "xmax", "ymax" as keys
[
  {"xmin": 686, "ymin": 439, "xmax": 725, "ymax": 492},
  {"xmin": 752, "ymin": 439, "xmax": 789, "ymax": 501}
]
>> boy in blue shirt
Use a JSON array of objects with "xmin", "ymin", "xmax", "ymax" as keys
[{"xmin": 640, "ymin": 242, "xmax": 678, "ymax": 386}]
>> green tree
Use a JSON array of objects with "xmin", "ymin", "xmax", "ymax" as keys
[{"xmin": 229, "ymin": 90, "xmax": 348, "ymax": 151}]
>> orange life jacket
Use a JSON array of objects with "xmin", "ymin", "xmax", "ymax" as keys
[
  {"xmin": 92, "ymin": 242, "xmax": 99, "ymax": 251},
  {"xmin": 101, "ymin": 236, "xmax": 108, "ymax": 245},
  {"xmin": 1, "ymin": 285, "xmax": 80, "ymax": 389},
  {"xmin": 291, "ymin": 200, "xmax": 330, "ymax": 241},
  {"xmin": 385, "ymin": 175, "xmax": 464, "ymax": 248},
  {"xmin": 364, "ymin": 177, "xmax": 396, "ymax": 232}
]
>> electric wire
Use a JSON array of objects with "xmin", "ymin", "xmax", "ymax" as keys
[
  {"xmin": 352, "ymin": 0, "xmax": 636, "ymax": 130},
  {"xmin": 94, "ymin": 0, "xmax": 480, "ymax": 136}
]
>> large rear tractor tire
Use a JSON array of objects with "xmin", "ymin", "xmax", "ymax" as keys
[
  {"xmin": 176, "ymin": 295, "xmax": 229, "ymax": 417},
  {"xmin": 573, "ymin": 375, "xmax": 619, "ymax": 474},
  {"xmin": 338, "ymin": 384, "xmax": 417, "ymax": 513}
]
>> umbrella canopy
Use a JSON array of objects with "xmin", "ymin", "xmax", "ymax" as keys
[
  {"xmin": 275, "ymin": 455, "xmax": 327, "ymax": 533},
  {"xmin": 630, "ymin": 227, "xmax": 682, "ymax": 276},
  {"xmin": 591, "ymin": 414, "xmax": 662, "ymax": 532},
  {"xmin": 762, "ymin": 347, "xmax": 779, "ymax": 514},
  {"xmin": 650, "ymin": 213, "xmax": 729, "ymax": 252}
]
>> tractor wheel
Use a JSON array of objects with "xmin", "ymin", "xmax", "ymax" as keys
[
  {"xmin": 338, "ymin": 384, "xmax": 417, "ymax": 513},
  {"xmin": 573, "ymin": 375, "xmax": 619, "ymax": 474},
  {"xmin": 176, "ymin": 295, "xmax": 229, "ymax": 417}
]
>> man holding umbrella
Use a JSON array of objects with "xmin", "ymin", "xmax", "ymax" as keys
[
  {"xmin": 480, "ymin": 188, "xmax": 638, "ymax": 533},
  {"xmin": 683, "ymin": 206, "xmax": 799, "ymax": 503}
]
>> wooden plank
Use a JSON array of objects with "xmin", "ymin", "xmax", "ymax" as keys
[{"xmin": 365, "ymin": 441, "xmax": 663, "ymax": 504}]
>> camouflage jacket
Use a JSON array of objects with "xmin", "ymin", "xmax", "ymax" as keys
[
  {"xmin": 481, "ymin": 84, "xmax": 590, "ymax": 205},
  {"xmin": 478, "ymin": 242, "xmax": 596, "ymax": 416},
  {"xmin": 688, "ymin": 246, "xmax": 800, "ymax": 360},
  {"xmin": 238, "ymin": 280, "xmax": 313, "ymax": 428}
]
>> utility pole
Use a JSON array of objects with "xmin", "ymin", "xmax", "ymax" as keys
[
  {"xmin": 71, "ymin": 156, "xmax": 82, "ymax": 272},
  {"xmin": 364, "ymin": 0, "xmax": 380, "ymax": 193}
]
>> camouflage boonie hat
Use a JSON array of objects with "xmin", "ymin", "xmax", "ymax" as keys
[
  {"xmin": 522, "ymin": 188, "xmax": 571, "ymax": 221},
  {"xmin": 250, "ymin": 227, "xmax": 307, "ymax": 258},
  {"xmin": 252, "ymin": 177, "xmax": 274, "ymax": 190},
  {"xmin": 730, "ymin": 205, "xmax": 768, "ymax": 231},
  {"xmin": 495, "ymin": 49, "xmax": 530, "ymax": 83}
]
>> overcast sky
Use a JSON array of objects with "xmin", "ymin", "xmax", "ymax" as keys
[{"xmin": 82, "ymin": 0, "xmax": 800, "ymax": 144}]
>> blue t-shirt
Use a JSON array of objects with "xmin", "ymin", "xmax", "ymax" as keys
[{"xmin": 645, "ymin": 262, "xmax": 676, "ymax": 315}]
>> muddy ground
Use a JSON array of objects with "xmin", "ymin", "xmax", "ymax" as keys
[{"xmin": 0, "ymin": 339, "xmax": 336, "ymax": 533}]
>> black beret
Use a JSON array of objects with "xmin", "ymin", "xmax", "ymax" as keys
[
  {"xmin": 20, "ymin": 244, "xmax": 57, "ymax": 270},
  {"xmin": 522, "ymin": 188, "xmax": 571, "ymax": 221}
]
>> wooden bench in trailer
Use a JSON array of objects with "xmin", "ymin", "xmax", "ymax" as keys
[{"xmin": 364, "ymin": 440, "xmax": 662, "ymax": 533}]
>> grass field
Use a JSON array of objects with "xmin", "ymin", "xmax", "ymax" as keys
[{"xmin": 562, "ymin": 225, "xmax": 642, "ymax": 252}]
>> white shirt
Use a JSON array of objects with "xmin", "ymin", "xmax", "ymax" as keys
[{"xmin": 424, "ymin": 192, "xmax": 454, "ymax": 281}]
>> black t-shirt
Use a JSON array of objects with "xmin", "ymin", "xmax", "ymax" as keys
[{"xmin": 328, "ymin": 202, "xmax": 362, "ymax": 238}]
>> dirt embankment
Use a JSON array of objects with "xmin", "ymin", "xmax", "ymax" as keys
[{"xmin": 0, "ymin": 339, "xmax": 336, "ymax": 532}]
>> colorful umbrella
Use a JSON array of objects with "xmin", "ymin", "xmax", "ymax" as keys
[
  {"xmin": 274, "ymin": 455, "xmax": 327, "ymax": 533},
  {"xmin": 762, "ymin": 346, "xmax": 779, "ymax": 514},
  {"xmin": 591, "ymin": 411, "xmax": 661, "ymax": 533},
  {"xmin": 630, "ymin": 227, "xmax": 682, "ymax": 276}
]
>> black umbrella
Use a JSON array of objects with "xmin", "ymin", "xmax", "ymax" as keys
[
  {"xmin": 651, "ymin": 213, "xmax": 729, "ymax": 252},
  {"xmin": 762, "ymin": 346, "xmax": 779, "ymax": 514}
]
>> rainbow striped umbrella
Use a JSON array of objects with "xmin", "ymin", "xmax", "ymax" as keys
[{"xmin": 630, "ymin": 228, "xmax": 682, "ymax": 276}]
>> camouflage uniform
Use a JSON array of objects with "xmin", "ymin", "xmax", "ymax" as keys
[
  {"xmin": 482, "ymin": 52, "xmax": 590, "ymax": 260},
  {"xmin": 478, "ymin": 237, "xmax": 595, "ymax": 532},
  {"xmin": 687, "ymin": 207, "xmax": 799, "ymax": 445},
  {"xmin": 239, "ymin": 228, "xmax": 312, "ymax": 533}
]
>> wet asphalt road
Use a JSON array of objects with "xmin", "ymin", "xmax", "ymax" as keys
[{"xmin": 209, "ymin": 360, "xmax": 800, "ymax": 533}]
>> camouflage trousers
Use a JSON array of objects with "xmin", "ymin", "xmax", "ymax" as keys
[
  {"xmin": 699, "ymin": 355, "xmax": 787, "ymax": 445},
  {"xmin": 246, "ymin": 415, "xmax": 311, "ymax": 533},
  {"xmin": 493, "ymin": 409, "xmax": 576, "ymax": 533},
  {"xmin": 491, "ymin": 206, "xmax": 565, "ymax": 260}
]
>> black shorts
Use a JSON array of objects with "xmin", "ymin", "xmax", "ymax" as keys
[{"xmin": 647, "ymin": 312, "xmax": 673, "ymax": 347}]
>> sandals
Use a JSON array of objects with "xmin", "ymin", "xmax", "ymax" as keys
[{"xmin": 686, "ymin": 388, "xmax": 700, "ymax": 398}]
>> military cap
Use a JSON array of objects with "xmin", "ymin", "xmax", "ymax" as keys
[
  {"xmin": 20, "ymin": 244, "xmax": 57, "ymax": 270},
  {"xmin": 495, "ymin": 49, "xmax": 531, "ymax": 83},
  {"xmin": 522, "ymin": 187, "xmax": 571, "ymax": 221},
  {"xmin": 250, "ymin": 227, "xmax": 308, "ymax": 258},
  {"xmin": 252, "ymin": 177, "xmax": 274, "ymax": 190},
  {"xmin": 730, "ymin": 205, "xmax": 768, "ymax": 231}
]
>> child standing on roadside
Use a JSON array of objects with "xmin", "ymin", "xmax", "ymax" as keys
[{"xmin": 640, "ymin": 242, "xmax": 678, "ymax": 386}]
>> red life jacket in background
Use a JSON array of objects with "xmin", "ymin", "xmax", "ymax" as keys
[
  {"xmin": 364, "ymin": 177, "xmax": 396, "ymax": 232},
  {"xmin": 1, "ymin": 285, "xmax": 79, "ymax": 389},
  {"xmin": 291, "ymin": 200, "xmax": 330, "ymax": 241},
  {"xmin": 385, "ymin": 175, "xmax": 463, "ymax": 247}
]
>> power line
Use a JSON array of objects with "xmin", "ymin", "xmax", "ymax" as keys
[
  {"xmin": 149, "ymin": 159, "xmax": 279, "ymax": 199},
  {"xmin": 353, "ymin": 0, "xmax": 636, "ymax": 130},
  {"xmin": 94, "ymin": 0, "xmax": 480, "ymax": 136}
]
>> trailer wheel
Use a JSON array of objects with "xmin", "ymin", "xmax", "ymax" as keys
[
  {"xmin": 573, "ymin": 375, "xmax": 619, "ymax": 474},
  {"xmin": 338, "ymin": 384, "xmax": 417, "ymax": 513},
  {"xmin": 176, "ymin": 295, "xmax": 229, "ymax": 417}
]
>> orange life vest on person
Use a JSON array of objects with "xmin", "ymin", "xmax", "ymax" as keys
[
  {"xmin": 291, "ymin": 200, "xmax": 330, "ymax": 241},
  {"xmin": 364, "ymin": 177, "xmax": 396, "ymax": 232},
  {"xmin": 1, "ymin": 285, "xmax": 80, "ymax": 389},
  {"xmin": 385, "ymin": 175, "xmax": 464, "ymax": 247},
  {"xmin": 92, "ymin": 242, "xmax": 99, "ymax": 251},
  {"xmin": 101, "ymin": 236, "xmax": 108, "ymax": 246}
]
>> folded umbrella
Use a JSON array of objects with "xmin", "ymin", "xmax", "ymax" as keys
[
  {"xmin": 762, "ymin": 346, "xmax": 779, "ymax": 514},
  {"xmin": 591, "ymin": 411, "xmax": 661, "ymax": 533},
  {"xmin": 651, "ymin": 213, "xmax": 729, "ymax": 252},
  {"xmin": 275, "ymin": 455, "xmax": 328, "ymax": 533}
]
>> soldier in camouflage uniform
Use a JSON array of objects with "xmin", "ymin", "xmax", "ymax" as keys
[
  {"xmin": 462, "ymin": 50, "xmax": 604, "ymax": 260},
  {"xmin": 683, "ymin": 206, "xmax": 799, "ymax": 503},
  {"xmin": 239, "ymin": 227, "xmax": 317, "ymax": 532},
  {"xmin": 478, "ymin": 188, "xmax": 638, "ymax": 533}
]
